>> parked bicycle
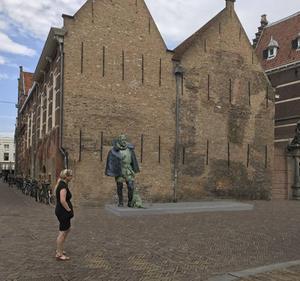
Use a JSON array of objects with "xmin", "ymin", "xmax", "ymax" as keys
[
  {"xmin": 38, "ymin": 181, "xmax": 55, "ymax": 206},
  {"xmin": 12, "ymin": 175, "xmax": 55, "ymax": 207},
  {"xmin": 7, "ymin": 174, "xmax": 15, "ymax": 187}
]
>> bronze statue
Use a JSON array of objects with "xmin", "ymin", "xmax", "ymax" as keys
[
  {"xmin": 288, "ymin": 121, "xmax": 300, "ymax": 151},
  {"xmin": 105, "ymin": 135, "xmax": 140, "ymax": 207}
]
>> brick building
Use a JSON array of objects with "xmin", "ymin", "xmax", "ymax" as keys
[
  {"xmin": 254, "ymin": 12, "xmax": 300, "ymax": 199},
  {"xmin": 15, "ymin": 67, "xmax": 34, "ymax": 176},
  {"xmin": 15, "ymin": 0, "xmax": 274, "ymax": 205}
]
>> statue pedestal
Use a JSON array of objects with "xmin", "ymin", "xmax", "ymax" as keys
[{"xmin": 287, "ymin": 148, "xmax": 300, "ymax": 200}]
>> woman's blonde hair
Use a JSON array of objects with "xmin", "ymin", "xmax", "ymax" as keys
[
  {"xmin": 59, "ymin": 169, "xmax": 73, "ymax": 180},
  {"xmin": 54, "ymin": 169, "xmax": 73, "ymax": 190}
]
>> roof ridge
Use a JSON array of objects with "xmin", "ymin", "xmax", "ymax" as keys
[
  {"xmin": 266, "ymin": 11, "xmax": 300, "ymax": 28},
  {"xmin": 172, "ymin": 8, "xmax": 225, "ymax": 60}
]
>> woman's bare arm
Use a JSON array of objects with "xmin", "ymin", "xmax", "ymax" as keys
[{"xmin": 60, "ymin": 189, "xmax": 71, "ymax": 212}]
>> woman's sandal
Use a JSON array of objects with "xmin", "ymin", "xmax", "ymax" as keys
[
  {"xmin": 55, "ymin": 254, "xmax": 70, "ymax": 261},
  {"xmin": 56, "ymin": 250, "xmax": 67, "ymax": 255}
]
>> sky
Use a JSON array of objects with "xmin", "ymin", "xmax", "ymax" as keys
[{"xmin": 0, "ymin": 0, "xmax": 300, "ymax": 137}]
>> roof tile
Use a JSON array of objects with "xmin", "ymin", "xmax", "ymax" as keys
[{"xmin": 255, "ymin": 13, "xmax": 300, "ymax": 70}]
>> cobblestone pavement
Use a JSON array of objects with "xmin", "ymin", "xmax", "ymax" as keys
[
  {"xmin": 238, "ymin": 265, "xmax": 300, "ymax": 281},
  {"xmin": 1, "ymin": 181, "xmax": 300, "ymax": 281}
]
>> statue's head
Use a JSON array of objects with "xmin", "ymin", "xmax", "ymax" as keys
[
  {"xmin": 114, "ymin": 134, "xmax": 127, "ymax": 150},
  {"xmin": 118, "ymin": 134, "xmax": 127, "ymax": 147}
]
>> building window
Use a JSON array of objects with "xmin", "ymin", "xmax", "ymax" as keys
[
  {"xmin": 4, "ymin": 153, "xmax": 9, "ymax": 161},
  {"xmin": 263, "ymin": 36, "xmax": 279, "ymax": 60},
  {"xmin": 292, "ymin": 35, "xmax": 300, "ymax": 50},
  {"xmin": 4, "ymin": 144, "xmax": 9, "ymax": 150},
  {"xmin": 268, "ymin": 47, "xmax": 276, "ymax": 59}
]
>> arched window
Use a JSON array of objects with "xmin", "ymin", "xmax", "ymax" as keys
[
  {"xmin": 292, "ymin": 33, "xmax": 300, "ymax": 50},
  {"xmin": 263, "ymin": 36, "xmax": 279, "ymax": 60},
  {"xmin": 267, "ymin": 36, "xmax": 279, "ymax": 59}
]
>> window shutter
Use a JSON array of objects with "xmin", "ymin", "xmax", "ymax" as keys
[
  {"xmin": 292, "ymin": 39, "xmax": 298, "ymax": 49},
  {"xmin": 263, "ymin": 49, "xmax": 268, "ymax": 59}
]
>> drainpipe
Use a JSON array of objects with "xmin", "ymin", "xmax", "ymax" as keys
[
  {"xmin": 173, "ymin": 64, "xmax": 184, "ymax": 202},
  {"xmin": 32, "ymin": 82, "xmax": 39, "ymax": 179},
  {"xmin": 56, "ymin": 36, "xmax": 69, "ymax": 169}
]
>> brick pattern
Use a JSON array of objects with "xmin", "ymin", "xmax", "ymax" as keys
[
  {"xmin": 238, "ymin": 266, "xmax": 300, "ymax": 281},
  {"xmin": 63, "ymin": 0, "xmax": 176, "ymax": 204},
  {"xmin": 62, "ymin": 0, "xmax": 273, "ymax": 204},
  {"xmin": 175, "ymin": 8, "xmax": 274, "ymax": 200},
  {"xmin": 255, "ymin": 13, "xmax": 300, "ymax": 71},
  {"xmin": 2, "ymin": 183, "xmax": 300, "ymax": 281},
  {"xmin": 16, "ymin": 50, "xmax": 64, "ymax": 184},
  {"xmin": 255, "ymin": 14, "xmax": 300, "ymax": 201},
  {"xmin": 15, "ymin": 0, "xmax": 274, "ymax": 204}
]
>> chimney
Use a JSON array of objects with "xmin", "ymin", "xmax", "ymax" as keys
[
  {"xmin": 226, "ymin": 0, "xmax": 236, "ymax": 9},
  {"xmin": 253, "ymin": 14, "xmax": 268, "ymax": 48},
  {"xmin": 261, "ymin": 14, "xmax": 268, "ymax": 27}
]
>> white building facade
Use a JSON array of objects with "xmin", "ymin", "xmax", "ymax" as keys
[{"xmin": 0, "ymin": 137, "xmax": 15, "ymax": 172}]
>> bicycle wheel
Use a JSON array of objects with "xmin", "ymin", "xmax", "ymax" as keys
[{"xmin": 49, "ymin": 195, "xmax": 56, "ymax": 206}]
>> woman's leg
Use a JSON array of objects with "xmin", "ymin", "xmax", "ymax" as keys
[
  {"xmin": 64, "ymin": 228, "xmax": 71, "ymax": 242},
  {"xmin": 56, "ymin": 217, "xmax": 71, "ymax": 258},
  {"xmin": 56, "ymin": 228, "xmax": 71, "ymax": 255},
  {"xmin": 56, "ymin": 231, "xmax": 67, "ymax": 256}
]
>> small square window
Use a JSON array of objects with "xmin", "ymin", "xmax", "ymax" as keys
[
  {"xmin": 268, "ymin": 47, "xmax": 277, "ymax": 59},
  {"xmin": 4, "ymin": 144, "xmax": 9, "ymax": 150},
  {"xmin": 4, "ymin": 153, "xmax": 9, "ymax": 161},
  {"xmin": 269, "ymin": 48, "xmax": 274, "ymax": 57}
]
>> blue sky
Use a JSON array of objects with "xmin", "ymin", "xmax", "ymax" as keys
[{"xmin": 0, "ymin": 0, "xmax": 300, "ymax": 137}]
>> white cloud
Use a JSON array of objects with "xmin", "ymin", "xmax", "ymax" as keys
[
  {"xmin": 0, "ymin": 19, "xmax": 8, "ymax": 30},
  {"xmin": 0, "ymin": 32, "xmax": 36, "ymax": 56},
  {"xmin": 0, "ymin": 55, "xmax": 20, "ymax": 68},
  {"xmin": 146, "ymin": 0, "xmax": 300, "ymax": 48},
  {"xmin": 0, "ymin": 56, "xmax": 6, "ymax": 64},
  {"xmin": 0, "ymin": 73, "xmax": 9, "ymax": 80},
  {"xmin": 146, "ymin": 0, "xmax": 222, "ymax": 47},
  {"xmin": 0, "ymin": 0, "xmax": 299, "ymax": 50},
  {"xmin": 0, "ymin": 0, "xmax": 86, "ymax": 39}
]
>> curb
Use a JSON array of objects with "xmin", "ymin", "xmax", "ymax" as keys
[
  {"xmin": 207, "ymin": 260, "xmax": 300, "ymax": 281},
  {"xmin": 105, "ymin": 201, "xmax": 254, "ymax": 217}
]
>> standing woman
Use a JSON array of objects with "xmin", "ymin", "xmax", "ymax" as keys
[{"xmin": 55, "ymin": 169, "xmax": 74, "ymax": 261}]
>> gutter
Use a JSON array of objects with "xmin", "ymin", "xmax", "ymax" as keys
[
  {"xmin": 56, "ymin": 36, "xmax": 69, "ymax": 169},
  {"xmin": 32, "ymin": 84, "xmax": 39, "ymax": 178},
  {"xmin": 266, "ymin": 60, "xmax": 300, "ymax": 74}
]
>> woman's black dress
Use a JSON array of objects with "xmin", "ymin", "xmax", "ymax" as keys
[{"xmin": 55, "ymin": 180, "xmax": 74, "ymax": 231}]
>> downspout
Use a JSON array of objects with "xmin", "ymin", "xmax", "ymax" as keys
[
  {"xmin": 32, "ymin": 82, "xmax": 38, "ymax": 179},
  {"xmin": 57, "ymin": 36, "xmax": 69, "ymax": 169},
  {"xmin": 173, "ymin": 64, "xmax": 184, "ymax": 202}
]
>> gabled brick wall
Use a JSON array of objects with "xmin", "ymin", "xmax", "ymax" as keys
[
  {"xmin": 61, "ymin": 0, "xmax": 274, "ymax": 204},
  {"xmin": 173, "ymin": 5, "xmax": 274, "ymax": 199},
  {"xmin": 16, "ymin": 0, "xmax": 275, "ymax": 204}
]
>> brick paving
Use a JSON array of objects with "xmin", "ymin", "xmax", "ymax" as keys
[
  {"xmin": 1, "ymin": 181, "xmax": 300, "ymax": 281},
  {"xmin": 238, "ymin": 265, "xmax": 300, "ymax": 281}
]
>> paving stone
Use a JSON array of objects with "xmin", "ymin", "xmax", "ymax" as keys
[{"xmin": 1, "ymin": 182, "xmax": 300, "ymax": 281}]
